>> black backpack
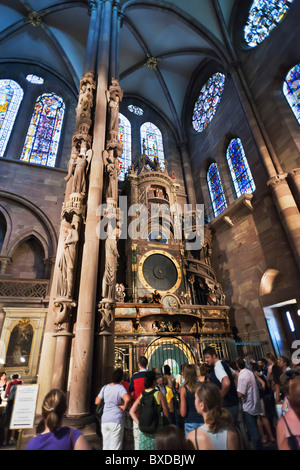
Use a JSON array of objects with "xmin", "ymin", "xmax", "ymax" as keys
[
  {"xmin": 138, "ymin": 389, "xmax": 159, "ymax": 434},
  {"xmin": 7, "ymin": 384, "xmax": 17, "ymax": 403}
]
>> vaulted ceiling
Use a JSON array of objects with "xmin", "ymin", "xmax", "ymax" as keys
[{"xmin": 0, "ymin": 0, "xmax": 238, "ymax": 137}]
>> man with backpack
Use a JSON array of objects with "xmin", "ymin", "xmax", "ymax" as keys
[
  {"xmin": 203, "ymin": 347, "xmax": 239, "ymax": 426},
  {"xmin": 129, "ymin": 371, "xmax": 169, "ymax": 450},
  {"xmin": 128, "ymin": 356, "xmax": 148, "ymax": 449}
]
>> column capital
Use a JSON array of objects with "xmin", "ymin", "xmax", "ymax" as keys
[
  {"xmin": 267, "ymin": 173, "xmax": 288, "ymax": 189},
  {"xmin": 88, "ymin": 0, "xmax": 101, "ymax": 13},
  {"xmin": 289, "ymin": 168, "xmax": 300, "ymax": 178}
]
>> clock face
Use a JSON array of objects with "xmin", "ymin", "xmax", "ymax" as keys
[
  {"xmin": 142, "ymin": 253, "xmax": 178, "ymax": 291},
  {"xmin": 162, "ymin": 295, "xmax": 179, "ymax": 313}
]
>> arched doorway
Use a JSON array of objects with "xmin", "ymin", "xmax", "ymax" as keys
[
  {"xmin": 260, "ymin": 269, "xmax": 299, "ymax": 358},
  {"xmin": 144, "ymin": 337, "xmax": 195, "ymax": 377}
]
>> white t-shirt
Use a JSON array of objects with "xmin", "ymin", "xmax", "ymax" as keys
[
  {"xmin": 214, "ymin": 360, "xmax": 235, "ymax": 383},
  {"xmin": 237, "ymin": 368, "xmax": 262, "ymax": 416}
]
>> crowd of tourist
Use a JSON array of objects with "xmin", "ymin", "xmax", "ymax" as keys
[
  {"xmin": 0, "ymin": 347, "xmax": 299, "ymax": 450},
  {"xmin": 95, "ymin": 347, "xmax": 300, "ymax": 451}
]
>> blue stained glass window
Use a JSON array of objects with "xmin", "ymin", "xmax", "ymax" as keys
[
  {"xmin": 118, "ymin": 113, "xmax": 132, "ymax": 181},
  {"xmin": 226, "ymin": 138, "xmax": 256, "ymax": 198},
  {"xmin": 283, "ymin": 64, "xmax": 300, "ymax": 125},
  {"xmin": 128, "ymin": 105, "xmax": 143, "ymax": 116},
  {"xmin": 140, "ymin": 122, "xmax": 165, "ymax": 168},
  {"xmin": 0, "ymin": 79, "xmax": 24, "ymax": 158},
  {"xmin": 192, "ymin": 73, "xmax": 225, "ymax": 133},
  {"xmin": 21, "ymin": 93, "xmax": 65, "ymax": 167},
  {"xmin": 207, "ymin": 163, "xmax": 227, "ymax": 217},
  {"xmin": 244, "ymin": 0, "xmax": 294, "ymax": 48}
]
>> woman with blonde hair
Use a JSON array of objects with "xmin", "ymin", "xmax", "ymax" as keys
[
  {"xmin": 179, "ymin": 364, "xmax": 203, "ymax": 437},
  {"xmin": 187, "ymin": 381, "xmax": 240, "ymax": 450},
  {"xmin": 26, "ymin": 389, "xmax": 91, "ymax": 450}
]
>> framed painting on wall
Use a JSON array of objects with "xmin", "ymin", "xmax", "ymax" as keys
[{"xmin": 0, "ymin": 308, "xmax": 46, "ymax": 381}]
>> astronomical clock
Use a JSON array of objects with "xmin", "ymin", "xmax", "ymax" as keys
[{"xmin": 114, "ymin": 152, "xmax": 234, "ymax": 377}]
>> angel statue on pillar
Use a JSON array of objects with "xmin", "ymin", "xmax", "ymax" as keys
[
  {"xmin": 65, "ymin": 147, "xmax": 93, "ymax": 196},
  {"xmin": 57, "ymin": 214, "xmax": 80, "ymax": 298},
  {"xmin": 101, "ymin": 221, "xmax": 120, "ymax": 300},
  {"xmin": 103, "ymin": 148, "xmax": 120, "ymax": 202},
  {"xmin": 106, "ymin": 78, "xmax": 123, "ymax": 143}
]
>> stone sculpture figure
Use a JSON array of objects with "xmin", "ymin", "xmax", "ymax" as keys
[
  {"xmin": 65, "ymin": 149, "xmax": 93, "ymax": 196},
  {"xmin": 57, "ymin": 215, "xmax": 80, "ymax": 298},
  {"xmin": 103, "ymin": 148, "xmax": 119, "ymax": 201},
  {"xmin": 101, "ymin": 222, "xmax": 120, "ymax": 300},
  {"xmin": 77, "ymin": 72, "xmax": 96, "ymax": 118},
  {"xmin": 99, "ymin": 302, "xmax": 115, "ymax": 331}
]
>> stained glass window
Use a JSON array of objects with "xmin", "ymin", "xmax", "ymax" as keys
[
  {"xmin": 283, "ymin": 64, "xmax": 300, "ymax": 125},
  {"xmin": 140, "ymin": 122, "xmax": 165, "ymax": 168},
  {"xmin": 128, "ymin": 105, "xmax": 143, "ymax": 116},
  {"xmin": 244, "ymin": 0, "xmax": 294, "ymax": 48},
  {"xmin": 118, "ymin": 113, "xmax": 132, "ymax": 181},
  {"xmin": 192, "ymin": 73, "xmax": 225, "ymax": 133},
  {"xmin": 207, "ymin": 163, "xmax": 227, "ymax": 217},
  {"xmin": 26, "ymin": 74, "xmax": 44, "ymax": 85},
  {"xmin": 0, "ymin": 79, "xmax": 24, "ymax": 158},
  {"xmin": 21, "ymin": 93, "xmax": 65, "ymax": 167},
  {"xmin": 226, "ymin": 138, "xmax": 256, "ymax": 198}
]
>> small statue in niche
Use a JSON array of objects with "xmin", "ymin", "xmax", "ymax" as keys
[
  {"xmin": 79, "ymin": 83, "xmax": 94, "ymax": 114},
  {"xmin": 214, "ymin": 283, "xmax": 226, "ymax": 306},
  {"xmin": 57, "ymin": 215, "xmax": 80, "ymax": 298},
  {"xmin": 179, "ymin": 291, "xmax": 188, "ymax": 304},
  {"xmin": 78, "ymin": 72, "xmax": 96, "ymax": 118},
  {"xmin": 101, "ymin": 222, "xmax": 120, "ymax": 300},
  {"xmin": 99, "ymin": 302, "xmax": 115, "ymax": 331},
  {"xmin": 151, "ymin": 290, "xmax": 161, "ymax": 304}
]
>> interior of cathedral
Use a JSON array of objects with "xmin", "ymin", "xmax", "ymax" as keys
[{"xmin": 0, "ymin": 0, "xmax": 299, "ymax": 431}]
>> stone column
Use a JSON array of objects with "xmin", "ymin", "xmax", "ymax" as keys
[
  {"xmin": 67, "ymin": 0, "xmax": 114, "ymax": 417},
  {"xmin": 267, "ymin": 174, "xmax": 300, "ymax": 270},
  {"xmin": 177, "ymin": 141, "xmax": 197, "ymax": 210},
  {"xmin": 110, "ymin": 1, "xmax": 123, "ymax": 81},
  {"xmin": 289, "ymin": 168, "xmax": 300, "ymax": 208},
  {"xmin": 83, "ymin": 1, "xmax": 102, "ymax": 76}
]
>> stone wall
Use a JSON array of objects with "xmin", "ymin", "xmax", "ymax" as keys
[{"xmin": 184, "ymin": 6, "xmax": 300, "ymax": 348}]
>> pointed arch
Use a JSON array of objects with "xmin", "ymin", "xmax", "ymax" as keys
[
  {"xmin": 20, "ymin": 93, "xmax": 65, "ymax": 167},
  {"xmin": 0, "ymin": 79, "xmax": 24, "ymax": 158},
  {"xmin": 283, "ymin": 63, "xmax": 300, "ymax": 125},
  {"xmin": 226, "ymin": 138, "xmax": 256, "ymax": 198},
  {"xmin": 207, "ymin": 162, "xmax": 227, "ymax": 217},
  {"xmin": 140, "ymin": 122, "xmax": 165, "ymax": 168},
  {"xmin": 118, "ymin": 113, "xmax": 132, "ymax": 181}
]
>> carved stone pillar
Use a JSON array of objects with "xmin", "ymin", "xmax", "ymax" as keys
[
  {"xmin": 67, "ymin": 0, "xmax": 115, "ymax": 418},
  {"xmin": 37, "ymin": 38, "xmax": 98, "ymax": 411},
  {"xmin": 267, "ymin": 174, "xmax": 300, "ymax": 271}
]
